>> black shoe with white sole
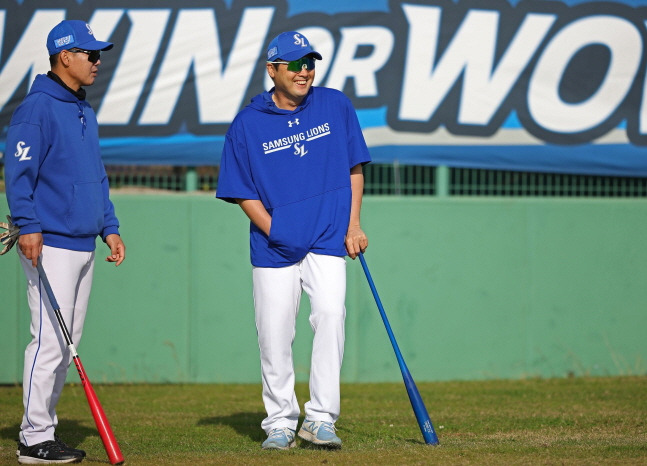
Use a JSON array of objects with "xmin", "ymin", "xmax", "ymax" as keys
[
  {"xmin": 17, "ymin": 440, "xmax": 83, "ymax": 464},
  {"xmin": 54, "ymin": 435, "xmax": 86, "ymax": 458}
]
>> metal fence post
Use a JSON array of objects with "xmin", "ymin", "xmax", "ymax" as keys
[
  {"xmin": 435, "ymin": 165, "xmax": 449, "ymax": 197},
  {"xmin": 393, "ymin": 159, "xmax": 401, "ymax": 195},
  {"xmin": 185, "ymin": 167, "xmax": 197, "ymax": 192}
]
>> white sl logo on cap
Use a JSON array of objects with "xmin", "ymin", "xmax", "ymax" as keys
[
  {"xmin": 293, "ymin": 33, "xmax": 307, "ymax": 48},
  {"xmin": 86, "ymin": 23, "xmax": 94, "ymax": 36}
]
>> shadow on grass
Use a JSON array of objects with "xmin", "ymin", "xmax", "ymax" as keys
[
  {"xmin": 0, "ymin": 419, "xmax": 96, "ymax": 448},
  {"xmin": 198, "ymin": 412, "xmax": 267, "ymax": 442},
  {"xmin": 198, "ymin": 414, "xmax": 349, "ymax": 451},
  {"xmin": 405, "ymin": 437, "xmax": 437, "ymax": 446}
]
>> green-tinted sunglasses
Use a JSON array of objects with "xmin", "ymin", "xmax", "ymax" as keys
[{"xmin": 268, "ymin": 56, "xmax": 316, "ymax": 72}]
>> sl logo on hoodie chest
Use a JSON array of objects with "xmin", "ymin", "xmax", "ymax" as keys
[{"xmin": 262, "ymin": 121, "xmax": 332, "ymax": 156}]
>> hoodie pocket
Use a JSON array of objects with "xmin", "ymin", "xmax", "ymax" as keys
[
  {"xmin": 65, "ymin": 182, "xmax": 104, "ymax": 235},
  {"xmin": 268, "ymin": 206, "xmax": 311, "ymax": 261}
]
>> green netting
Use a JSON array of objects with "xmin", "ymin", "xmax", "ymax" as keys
[
  {"xmin": 2, "ymin": 163, "xmax": 646, "ymax": 197},
  {"xmin": 449, "ymin": 168, "xmax": 647, "ymax": 197}
]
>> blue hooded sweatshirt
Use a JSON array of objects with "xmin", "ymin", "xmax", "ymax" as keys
[
  {"xmin": 216, "ymin": 86, "xmax": 371, "ymax": 267},
  {"xmin": 4, "ymin": 74, "xmax": 119, "ymax": 252}
]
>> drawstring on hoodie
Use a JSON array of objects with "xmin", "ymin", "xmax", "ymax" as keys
[
  {"xmin": 77, "ymin": 104, "xmax": 86, "ymax": 140},
  {"xmin": 45, "ymin": 72, "xmax": 88, "ymax": 139}
]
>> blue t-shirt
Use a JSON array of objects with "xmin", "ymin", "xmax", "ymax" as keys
[{"xmin": 217, "ymin": 87, "xmax": 371, "ymax": 267}]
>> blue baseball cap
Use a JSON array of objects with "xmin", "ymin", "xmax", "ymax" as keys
[
  {"xmin": 266, "ymin": 31, "xmax": 322, "ymax": 62},
  {"xmin": 46, "ymin": 20, "xmax": 113, "ymax": 56}
]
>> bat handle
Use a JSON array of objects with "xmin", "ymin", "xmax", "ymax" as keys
[
  {"xmin": 36, "ymin": 258, "xmax": 60, "ymax": 309},
  {"xmin": 358, "ymin": 253, "xmax": 407, "ymax": 368},
  {"xmin": 37, "ymin": 258, "xmax": 74, "ymax": 348}
]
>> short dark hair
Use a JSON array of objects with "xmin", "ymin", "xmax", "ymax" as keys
[{"xmin": 49, "ymin": 53, "xmax": 59, "ymax": 67}]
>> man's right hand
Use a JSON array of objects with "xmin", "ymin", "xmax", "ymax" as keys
[{"xmin": 19, "ymin": 233, "xmax": 43, "ymax": 267}]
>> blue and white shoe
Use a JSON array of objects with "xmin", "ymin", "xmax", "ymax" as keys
[
  {"xmin": 298, "ymin": 420, "xmax": 342, "ymax": 448},
  {"xmin": 262, "ymin": 427, "xmax": 296, "ymax": 450}
]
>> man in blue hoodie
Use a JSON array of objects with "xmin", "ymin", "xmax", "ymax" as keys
[
  {"xmin": 4, "ymin": 20, "xmax": 125, "ymax": 464},
  {"xmin": 217, "ymin": 31, "xmax": 371, "ymax": 450}
]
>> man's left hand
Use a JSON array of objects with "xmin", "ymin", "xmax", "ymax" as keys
[
  {"xmin": 105, "ymin": 234, "xmax": 126, "ymax": 266},
  {"xmin": 345, "ymin": 225, "xmax": 368, "ymax": 260}
]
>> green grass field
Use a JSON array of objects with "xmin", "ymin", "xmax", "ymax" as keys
[{"xmin": 0, "ymin": 376, "xmax": 645, "ymax": 465}]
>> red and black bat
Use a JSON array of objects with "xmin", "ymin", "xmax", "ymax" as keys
[{"xmin": 37, "ymin": 258, "xmax": 124, "ymax": 465}]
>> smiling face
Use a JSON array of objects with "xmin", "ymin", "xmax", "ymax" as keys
[{"xmin": 266, "ymin": 57, "xmax": 315, "ymax": 110}]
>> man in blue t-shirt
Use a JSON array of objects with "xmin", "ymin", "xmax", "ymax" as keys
[
  {"xmin": 4, "ymin": 20, "xmax": 125, "ymax": 464},
  {"xmin": 217, "ymin": 31, "xmax": 371, "ymax": 450}
]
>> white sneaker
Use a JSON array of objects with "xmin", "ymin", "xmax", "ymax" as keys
[
  {"xmin": 261, "ymin": 427, "xmax": 296, "ymax": 450},
  {"xmin": 298, "ymin": 420, "xmax": 342, "ymax": 448}
]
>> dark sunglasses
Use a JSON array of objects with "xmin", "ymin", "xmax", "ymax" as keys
[
  {"xmin": 268, "ymin": 56, "xmax": 316, "ymax": 72},
  {"xmin": 69, "ymin": 48, "xmax": 101, "ymax": 64}
]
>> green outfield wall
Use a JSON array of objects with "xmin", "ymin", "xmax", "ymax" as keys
[{"xmin": 1, "ymin": 193, "xmax": 646, "ymax": 384}]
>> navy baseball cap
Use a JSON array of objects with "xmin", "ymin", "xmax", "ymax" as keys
[
  {"xmin": 267, "ymin": 31, "xmax": 322, "ymax": 62},
  {"xmin": 46, "ymin": 20, "xmax": 113, "ymax": 55}
]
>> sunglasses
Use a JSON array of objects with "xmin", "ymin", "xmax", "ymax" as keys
[
  {"xmin": 69, "ymin": 48, "xmax": 101, "ymax": 64},
  {"xmin": 268, "ymin": 56, "xmax": 316, "ymax": 72}
]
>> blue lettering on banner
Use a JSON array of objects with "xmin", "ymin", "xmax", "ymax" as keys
[{"xmin": 0, "ymin": 0, "xmax": 646, "ymax": 174}]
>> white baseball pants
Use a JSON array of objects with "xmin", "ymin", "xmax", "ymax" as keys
[
  {"xmin": 253, "ymin": 253, "xmax": 346, "ymax": 433},
  {"xmin": 18, "ymin": 245, "xmax": 95, "ymax": 446}
]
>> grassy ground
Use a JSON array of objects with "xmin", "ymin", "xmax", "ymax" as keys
[{"xmin": 0, "ymin": 376, "xmax": 645, "ymax": 465}]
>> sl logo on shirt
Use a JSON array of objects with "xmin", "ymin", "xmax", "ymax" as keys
[
  {"xmin": 14, "ymin": 141, "xmax": 32, "ymax": 161},
  {"xmin": 294, "ymin": 143, "xmax": 308, "ymax": 157}
]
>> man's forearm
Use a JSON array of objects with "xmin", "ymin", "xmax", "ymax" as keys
[
  {"xmin": 349, "ymin": 164, "xmax": 365, "ymax": 227},
  {"xmin": 236, "ymin": 199, "xmax": 272, "ymax": 236}
]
